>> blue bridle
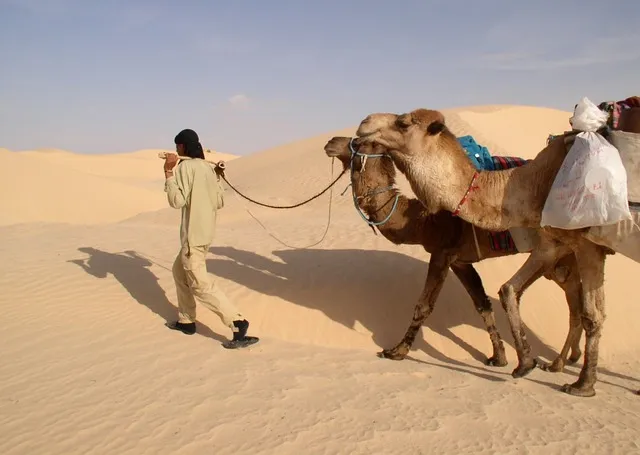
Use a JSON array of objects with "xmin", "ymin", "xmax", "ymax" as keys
[{"xmin": 347, "ymin": 137, "xmax": 400, "ymax": 227}]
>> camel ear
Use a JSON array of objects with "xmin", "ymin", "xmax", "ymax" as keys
[{"xmin": 426, "ymin": 121, "xmax": 445, "ymax": 135}]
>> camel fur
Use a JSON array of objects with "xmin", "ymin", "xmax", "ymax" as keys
[
  {"xmin": 355, "ymin": 108, "xmax": 628, "ymax": 398},
  {"xmin": 324, "ymin": 136, "xmax": 584, "ymax": 372}
]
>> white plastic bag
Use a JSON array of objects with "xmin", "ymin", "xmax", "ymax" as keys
[
  {"xmin": 570, "ymin": 96, "xmax": 609, "ymax": 132},
  {"xmin": 541, "ymin": 131, "xmax": 633, "ymax": 229}
]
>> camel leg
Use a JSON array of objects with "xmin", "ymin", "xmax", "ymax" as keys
[
  {"xmin": 568, "ymin": 330, "xmax": 584, "ymax": 364},
  {"xmin": 449, "ymin": 262, "xmax": 507, "ymax": 367},
  {"xmin": 539, "ymin": 255, "xmax": 584, "ymax": 373},
  {"xmin": 378, "ymin": 252, "xmax": 454, "ymax": 360},
  {"xmin": 498, "ymin": 252, "xmax": 549, "ymax": 378},
  {"xmin": 560, "ymin": 242, "xmax": 607, "ymax": 398},
  {"xmin": 540, "ymin": 287, "xmax": 583, "ymax": 372}
]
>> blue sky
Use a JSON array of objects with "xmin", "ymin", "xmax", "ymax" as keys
[{"xmin": 1, "ymin": 0, "xmax": 638, "ymax": 155}]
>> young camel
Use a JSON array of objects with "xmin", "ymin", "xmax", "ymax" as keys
[
  {"xmin": 355, "ymin": 109, "xmax": 621, "ymax": 397},
  {"xmin": 324, "ymin": 135, "xmax": 584, "ymax": 371}
]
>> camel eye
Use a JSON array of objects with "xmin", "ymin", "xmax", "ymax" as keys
[{"xmin": 395, "ymin": 115, "xmax": 412, "ymax": 129}]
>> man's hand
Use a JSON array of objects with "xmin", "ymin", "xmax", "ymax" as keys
[
  {"xmin": 164, "ymin": 153, "xmax": 180, "ymax": 172},
  {"xmin": 214, "ymin": 160, "xmax": 225, "ymax": 176}
]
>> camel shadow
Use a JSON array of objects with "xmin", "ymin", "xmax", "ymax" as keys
[
  {"xmin": 68, "ymin": 247, "xmax": 225, "ymax": 343},
  {"xmin": 207, "ymin": 246, "xmax": 559, "ymax": 369}
]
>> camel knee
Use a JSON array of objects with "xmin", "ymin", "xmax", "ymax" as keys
[
  {"xmin": 498, "ymin": 284, "xmax": 517, "ymax": 311},
  {"xmin": 474, "ymin": 296, "xmax": 492, "ymax": 314},
  {"xmin": 581, "ymin": 317, "xmax": 603, "ymax": 335},
  {"xmin": 412, "ymin": 299, "xmax": 435, "ymax": 322},
  {"xmin": 581, "ymin": 312, "xmax": 605, "ymax": 336}
]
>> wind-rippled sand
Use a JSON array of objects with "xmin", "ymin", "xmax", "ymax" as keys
[{"xmin": 1, "ymin": 105, "xmax": 638, "ymax": 454}]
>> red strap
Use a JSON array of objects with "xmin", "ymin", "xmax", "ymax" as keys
[{"xmin": 452, "ymin": 172, "xmax": 479, "ymax": 217}]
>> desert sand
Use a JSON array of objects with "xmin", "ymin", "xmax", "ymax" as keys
[{"xmin": 1, "ymin": 105, "xmax": 639, "ymax": 455}]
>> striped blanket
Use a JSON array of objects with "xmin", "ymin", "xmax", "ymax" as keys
[
  {"xmin": 486, "ymin": 155, "xmax": 530, "ymax": 252},
  {"xmin": 491, "ymin": 155, "xmax": 530, "ymax": 169}
]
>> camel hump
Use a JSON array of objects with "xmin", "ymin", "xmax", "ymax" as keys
[
  {"xmin": 546, "ymin": 130, "xmax": 582, "ymax": 152},
  {"xmin": 562, "ymin": 131, "xmax": 581, "ymax": 150}
]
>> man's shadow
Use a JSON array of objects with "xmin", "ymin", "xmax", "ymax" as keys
[
  {"xmin": 68, "ymin": 247, "xmax": 225, "ymax": 342},
  {"xmin": 207, "ymin": 246, "xmax": 559, "ymax": 370}
]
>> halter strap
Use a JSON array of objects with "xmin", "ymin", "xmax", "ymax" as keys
[{"xmin": 347, "ymin": 137, "xmax": 399, "ymax": 227}]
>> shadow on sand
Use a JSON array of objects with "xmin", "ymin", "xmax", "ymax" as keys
[
  {"xmin": 68, "ymin": 247, "xmax": 226, "ymax": 343},
  {"xmin": 206, "ymin": 247, "xmax": 560, "ymax": 374},
  {"xmin": 206, "ymin": 246, "xmax": 640, "ymax": 392},
  {"xmin": 66, "ymin": 246, "xmax": 637, "ymax": 392}
]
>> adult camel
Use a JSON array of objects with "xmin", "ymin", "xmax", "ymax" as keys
[
  {"xmin": 354, "ymin": 108, "xmax": 639, "ymax": 397},
  {"xmin": 324, "ymin": 136, "xmax": 583, "ymax": 371}
]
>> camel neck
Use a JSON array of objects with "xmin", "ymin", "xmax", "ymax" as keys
[
  {"xmin": 392, "ymin": 148, "xmax": 474, "ymax": 217},
  {"xmin": 449, "ymin": 160, "xmax": 550, "ymax": 231},
  {"xmin": 451, "ymin": 168, "xmax": 517, "ymax": 231},
  {"xmin": 393, "ymin": 142, "xmax": 543, "ymax": 232}
]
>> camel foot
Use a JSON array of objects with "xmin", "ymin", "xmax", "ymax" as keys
[
  {"xmin": 511, "ymin": 358, "xmax": 538, "ymax": 378},
  {"xmin": 560, "ymin": 382, "xmax": 596, "ymax": 398},
  {"xmin": 539, "ymin": 358, "xmax": 564, "ymax": 373},
  {"xmin": 377, "ymin": 347, "xmax": 408, "ymax": 360},
  {"xmin": 485, "ymin": 353, "xmax": 508, "ymax": 367}
]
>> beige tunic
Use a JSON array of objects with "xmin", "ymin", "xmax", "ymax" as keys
[{"xmin": 164, "ymin": 158, "xmax": 224, "ymax": 248}]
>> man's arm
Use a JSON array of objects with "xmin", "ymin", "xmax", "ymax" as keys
[{"xmin": 164, "ymin": 163, "xmax": 192, "ymax": 209}]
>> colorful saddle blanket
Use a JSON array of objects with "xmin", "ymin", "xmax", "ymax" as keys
[
  {"xmin": 457, "ymin": 135, "xmax": 529, "ymax": 252},
  {"xmin": 457, "ymin": 135, "xmax": 495, "ymax": 170},
  {"xmin": 487, "ymin": 155, "xmax": 530, "ymax": 252}
]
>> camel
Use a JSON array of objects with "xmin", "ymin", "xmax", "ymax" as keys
[
  {"xmin": 354, "ymin": 108, "xmax": 636, "ymax": 397},
  {"xmin": 323, "ymin": 135, "xmax": 584, "ymax": 371}
]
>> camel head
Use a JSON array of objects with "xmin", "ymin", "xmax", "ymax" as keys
[
  {"xmin": 355, "ymin": 109, "xmax": 470, "ymax": 214},
  {"xmin": 355, "ymin": 109, "xmax": 461, "ymax": 179},
  {"xmin": 324, "ymin": 136, "xmax": 356, "ymax": 170},
  {"xmin": 355, "ymin": 109, "xmax": 448, "ymax": 155},
  {"xmin": 323, "ymin": 136, "xmax": 396, "ymax": 179}
]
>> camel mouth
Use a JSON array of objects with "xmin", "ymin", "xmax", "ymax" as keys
[
  {"xmin": 323, "ymin": 137, "xmax": 349, "ymax": 157},
  {"xmin": 354, "ymin": 130, "xmax": 379, "ymax": 142}
]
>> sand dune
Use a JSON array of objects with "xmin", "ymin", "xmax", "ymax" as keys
[
  {"xmin": 0, "ymin": 148, "xmax": 238, "ymax": 226},
  {"xmin": 1, "ymin": 105, "xmax": 639, "ymax": 455}
]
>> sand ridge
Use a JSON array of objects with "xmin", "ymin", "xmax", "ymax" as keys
[{"xmin": 1, "ymin": 105, "xmax": 639, "ymax": 454}]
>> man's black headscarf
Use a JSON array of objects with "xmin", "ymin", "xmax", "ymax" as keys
[{"xmin": 174, "ymin": 128, "xmax": 205, "ymax": 159}]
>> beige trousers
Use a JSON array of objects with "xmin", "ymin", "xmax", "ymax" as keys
[{"xmin": 172, "ymin": 244, "xmax": 244, "ymax": 330}]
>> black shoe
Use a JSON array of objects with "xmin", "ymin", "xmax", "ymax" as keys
[
  {"xmin": 222, "ymin": 320, "xmax": 259, "ymax": 349},
  {"xmin": 166, "ymin": 321, "xmax": 196, "ymax": 335}
]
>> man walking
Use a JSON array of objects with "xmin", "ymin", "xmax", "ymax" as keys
[{"xmin": 163, "ymin": 128, "xmax": 258, "ymax": 349}]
